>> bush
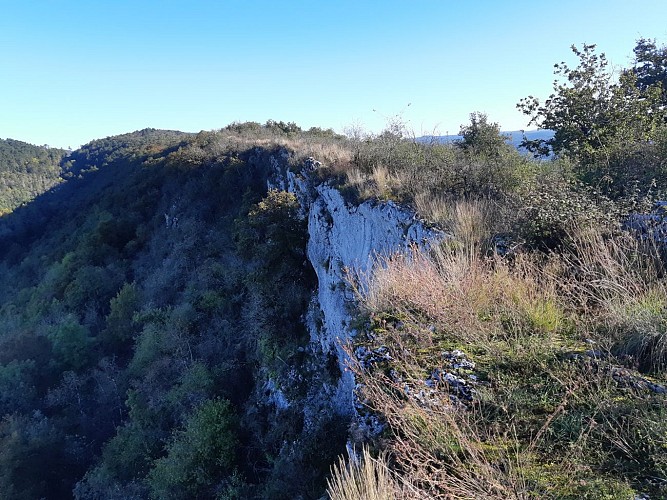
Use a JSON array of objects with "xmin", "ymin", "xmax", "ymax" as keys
[{"xmin": 147, "ymin": 398, "xmax": 238, "ymax": 499}]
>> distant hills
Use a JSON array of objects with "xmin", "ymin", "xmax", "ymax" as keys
[{"xmin": 418, "ymin": 129, "xmax": 555, "ymax": 152}]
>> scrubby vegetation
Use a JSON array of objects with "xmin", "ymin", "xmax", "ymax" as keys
[
  {"xmin": 0, "ymin": 138, "xmax": 67, "ymax": 215},
  {"xmin": 0, "ymin": 39, "xmax": 665, "ymax": 499},
  {"xmin": 329, "ymin": 40, "xmax": 667, "ymax": 499}
]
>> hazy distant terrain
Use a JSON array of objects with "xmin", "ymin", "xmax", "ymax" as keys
[{"xmin": 418, "ymin": 129, "xmax": 555, "ymax": 151}]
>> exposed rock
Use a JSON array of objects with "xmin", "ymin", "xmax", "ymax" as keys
[
  {"xmin": 625, "ymin": 200, "xmax": 667, "ymax": 244},
  {"xmin": 268, "ymin": 151, "xmax": 445, "ymax": 416},
  {"xmin": 610, "ymin": 366, "xmax": 667, "ymax": 394}
]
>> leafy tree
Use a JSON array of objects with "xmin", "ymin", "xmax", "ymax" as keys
[
  {"xmin": 457, "ymin": 112, "xmax": 509, "ymax": 156},
  {"xmin": 0, "ymin": 360, "xmax": 36, "ymax": 414},
  {"xmin": 518, "ymin": 43, "xmax": 667, "ymax": 197},
  {"xmin": 47, "ymin": 316, "xmax": 91, "ymax": 371},
  {"xmin": 0, "ymin": 412, "xmax": 68, "ymax": 499},
  {"xmin": 147, "ymin": 398, "xmax": 238, "ymax": 499},
  {"xmin": 517, "ymin": 44, "xmax": 665, "ymax": 165},
  {"xmin": 101, "ymin": 282, "xmax": 140, "ymax": 353},
  {"xmin": 631, "ymin": 37, "xmax": 667, "ymax": 105},
  {"xmin": 236, "ymin": 189, "xmax": 306, "ymax": 273}
]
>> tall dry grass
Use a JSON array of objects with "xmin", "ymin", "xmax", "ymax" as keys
[
  {"xmin": 327, "ymin": 446, "xmax": 404, "ymax": 500},
  {"xmin": 557, "ymin": 225, "xmax": 667, "ymax": 371},
  {"xmin": 347, "ymin": 218, "xmax": 667, "ymax": 497}
]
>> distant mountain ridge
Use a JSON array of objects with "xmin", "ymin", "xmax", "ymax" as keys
[{"xmin": 418, "ymin": 129, "xmax": 555, "ymax": 151}]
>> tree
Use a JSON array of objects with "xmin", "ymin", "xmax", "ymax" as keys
[
  {"xmin": 47, "ymin": 316, "xmax": 91, "ymax": 371},
  {"xmin": 101, "ymin": 282, "xmax": 139, "ymax": 354},
  {"xmin": 517, "ymin": 43, "xmax": 667, "ymax": 197},
  {"xmin": 631, "ymin": 38, "xmax": 667, "ymax": 105},
  {"xmin": 517, "ymin": 44, "xmax": 665, "ymax": 165},
  {"xmin": 147, "ymin": 398, "xmax": 238, "ymax": 499},
  {"xmin": 457, "ymin": 112, "xmax": 509, "ymax": 156}
]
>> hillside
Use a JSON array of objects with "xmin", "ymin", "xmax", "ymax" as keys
[
  {"xmin": 0, "ymin": 118, "xmax": 665, "ymax": 499},
  {"xmin": 0, "ymin": 138, "xmax": 67, "ymax": 215},
  {"xmin": 0, "ymin": 125, "xmax": 355, "ymax": 499},
  {"xmin": 1, "ymin": 41, "xmax": 667, "ymax": 500}
]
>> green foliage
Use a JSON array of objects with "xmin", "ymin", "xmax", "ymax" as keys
[
  {"xmin": 236, "ymin": 189, "xmax": 305, "ymax": 271},
  {"xmin": 101, "ymin": 282, "xmax": 140, "ymax": 352},
  {"xmin": 0, "ymin": 360, "xmax": 36, "ymax": 414},
  {"xmin": 457, "ymin": 112, "xmax": 510, "ymax": 157},
  {"xmin": 47, "ymin": 316, "xmax": 91, "ymax": 371},
  {"xmin": 632, "ymin": 37, "xmax": 667, "ymax": 105},
  {"xmin": 0, "ymin": 412, "xmax": 69, "ymax": 499},
  {"xmin": 264, "ymin": 119, "xmax": 302, "ymax": 135},
  {"xmin": 513, "ymin": 175, "xmax": 619, "ymax": 249},
  {"xmin": 347, "ymin": 114, "xmax": 530, "ymax": 203},
  {"xmin": 0, "ymin": 138, "xmax": 66, "ymax": 215},
  {"xmin": 518, "ymin": 43, "xmax": 667, "ymax": 197},
  {"xmin": 147, "ymin": 398, "xmax": 238, "ymax": 499}
]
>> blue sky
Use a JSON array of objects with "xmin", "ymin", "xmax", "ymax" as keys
[{"xmin": 2, "ymin": 1, "xmax": 667, "ymax": 148}]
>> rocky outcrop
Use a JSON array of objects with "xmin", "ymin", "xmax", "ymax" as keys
[
  {"xmin": 269, "ymin": 154, "xmax": 444, "ymax": 416},
  {"xmin": 625, "ymin": 201, "xmax": 667, "ymax": 244}
]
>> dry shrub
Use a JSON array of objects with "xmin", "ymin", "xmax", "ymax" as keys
[
  {"xmin": 450, "ymin": 199, "xmax": 495, "ymax": 255},
  {"xmin": 560, "ymin": 225, "xmax": 665, "ymax": 309},
  {"xmin": 555, "ymin": 225, "xmax": 667, "ymax": 371},
  {"xmin": 327, "ymin": 446, "xmax": 405, "ymax": 500},
  {"xmin": 413, "ymin": 192, "xmax": 450, "ymax": 226},
  {"xmin": 361, "ymin": 244, "xmax": 565, "ymax": 353},
  {"xmin": 280, "ymin": 136, "xmax": 353, "ymax": 168},
  {"xmin": 189, "ymin": 126, "xmax": 354, "ymax": 172},
  {"xmin": 370, "ymin": 166, "xmax": 401, "ymax": 198},
  {"xmin": 345, "ymin": 168, "xmax": 376, "ymax": 200}
]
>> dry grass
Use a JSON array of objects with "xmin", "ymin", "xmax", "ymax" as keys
[
  {"xmin": 327, "ymin": 446, "xmax": 404, "ymax": 500},
  {"xmin": 361, "ymin": 243, "xmax": 565, "ymax": 355},
  {"xmin": 347, "ymin": 219, "xmax": 667, "ymax": 498},
  {"xmin": 347, "ymin": 329, "xmax": 533, "ymax": 500},
  {"xmin": 413, "ymin": 192, "xmax": 450, "ymax": 226},
  {"xmin": 168, "ymin": 126, "xmax": 355, "ymax": 173}
]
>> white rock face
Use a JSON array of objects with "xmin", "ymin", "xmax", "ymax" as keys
[{"xmin": 270, "ymin": 157, "xmax": 443, "ymax": 415}]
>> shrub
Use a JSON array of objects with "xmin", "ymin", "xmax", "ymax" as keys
[{"xmin": 147, "ymin": 398, "xmax": 238, "ymax": 499}]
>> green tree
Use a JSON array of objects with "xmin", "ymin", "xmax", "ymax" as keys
[
  {"xmin": 47, "ymin": 316, "xmax": 91, "ymax": 371},
  {"xmin": 235, "ymin": 189, "xmax": 306, "ymax": 273},
  {"xmin": 518, "ymin": 43, "xmax": 667, "ymax": 196},
  {"xmin": 101, "ymin": 282, "xmax": 139, "ymax": 353},
  {"xmin": 0, "ymin": 412, "xmax": 67, "ymax": 499},
  {"xmin": 457, "ymin": 112, "xmax": 509, "ymax": 156},
  {"xmin": 517, "ymin": 44, "xmax": 665, "ymax": 164},
  {"xmin": 0, "ymin": 360, "xmax": 36, "ymax": 414},
  {"xmin": 147, "ymin": 398, "xmax": 238, "ymax": 499},
  {"xmin": 631, "ymin": 37, "xmax": 667, "ymax": 104}
]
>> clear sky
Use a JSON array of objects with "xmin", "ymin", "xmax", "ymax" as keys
[{"xmin": 2, "ymin": 0, "xmax": 667, "ymax": 148}]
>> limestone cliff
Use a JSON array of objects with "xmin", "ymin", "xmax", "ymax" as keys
[{"xmin": 269, "ymin": 154, "xmax": 443, "ymax": 417}]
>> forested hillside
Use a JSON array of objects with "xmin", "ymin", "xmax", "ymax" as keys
[
  {"xmin": 0, "ymin": 125, "xmax": 353, "ymax": 499},
  {"xmin": 0, "ymin": 39, "xmax": 666, "ymax": 499},
  {"xmin": 0, "ymin": 139, "xmax": 67, "ymax": 215}
]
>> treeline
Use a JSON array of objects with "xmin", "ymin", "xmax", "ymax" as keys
[{"xmin": 0, "ymin": 138, "xmax": 67, "ymax": 215}]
